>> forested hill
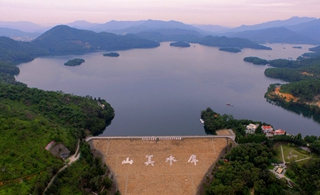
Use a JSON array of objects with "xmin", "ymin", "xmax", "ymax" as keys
[
  {"xmin": 198, "ymin": 36, "xmax": 272, "ymax": 50},
  {"xmin": 252, "ymin": 56, "xmax": 320, "ymax": 116},
  {"xmin": 263, "ymin": 57, "xmax": 320, "ymax": 82},
  {"xmin": 0, "ymin": 36, "xmax": 47, "ymax": 63},
  {"xmin": 0, "ymin": 26, "xmax": 119, "ymax": 192},
  {"xmin": 0, "ymin": 25, "xmax": 272, "ymax": 64},
  {"xmin": 310, "ymin": 45, "xmax": 320, "ymax": 52},
  {"xmin": 0, "ymin": 84, "xmax": 115, "ymax": 194},
  {"xmin": 32, "ymin": 25, "xmax": 160, "ymax": 55},
  {"xmin": 0, "ymin": 25, "xmax": 160, "ymax": 63}
]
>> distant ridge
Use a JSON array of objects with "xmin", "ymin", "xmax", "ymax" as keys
[
  {"xmin": 231, "ymin": 16, "xmax": 317, "ymax": 32},
  {"xmin": 32, "ymin": 25, "xmax": 160, "ymax": 55},
  {"xmin": 0, "ymin": 27, "xmax": 40, "ymax": 40},
  {"xmin": 198, "ymin": 36, "xmax": 272, "ymax": 50},
  {"xmin": 2, "ymin": 16, "xmax": 320, "ymax": 44},
  {"xmin": 229, "ymin": 27, "xmax": 317, "ymax": 44},
  {"xmin": 0, "ymin": 25, "xmax": 160, "ymax": 63},
  {"xmin": 0, "ymin": 21, "xmax": 47, "ymax": 32}
]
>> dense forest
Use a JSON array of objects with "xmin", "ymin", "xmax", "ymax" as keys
[
  {"xmin": 198, "ymin": 36, "xmax": 272, "ymax": 50},
  {"xmin": 0, "ymin": 58, "xmax": 116, "ymax": 194},
  {"xmin": 204, "ymin": 144, "xmax": 290, "ymax": 195},
  {"xmin": 169, "ymin": 41, "xmax": 190, "ymax": 47},
  {"xmin": 0, "ymin": 36, "xmax": 47, "ymax": 64},
  {"xmin": 201, "ymin": 109, "xmax": 320, "ymax": 194},
  {"xmin": 64, "ymin": 58, "xmax": 85, "ymax": 66},
  {"xmin": 103, "ymin": 52, "xmax": 120, "ymax": 57},
  {"xmin": 201, "ymin": 107, "xmax": 271, "ymax": 144},
  {"xmin": 45, "ymin": 142, "xmax": 119, "ymax": 195},
  {"xmin": 264, "ymin": 57, "xmax": 320, "ymax": 114},
  {"xmin": 0, "ymin": 84, "xmax": 115, "ymax": 194},
  {"xmin": 32, "ymin": 25, "xmax": 160, "ymax": 55},
  {"xmin": 287, "ymin": 159, "xmax": 320, "ymax": 195},
  {"xmin": 0, "ymin": 25, "xmax": 160, "ymax": 64},
  {"xmin": 309, "ymin": 45, "xmax": 320, "ymax": 53},
  {"xmin": 219, "ymin": 47, "xmax": 241, "ymax": 53},
  {"xmin": 243, "ymin": 55, "xmax": 320, "ymax": 115},
  {"xmin": 243, "ymin": 56, "xmax": 268, "ymax": 65}
]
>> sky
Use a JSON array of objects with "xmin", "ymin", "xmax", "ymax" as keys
[{"xmin": 1, "ymin": 0, "xmax": 320, "ymax": 27}]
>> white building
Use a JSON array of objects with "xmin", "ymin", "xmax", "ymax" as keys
[{"xmin": 245, "ymin": 123, "xmax": 258, "ymax": 134}]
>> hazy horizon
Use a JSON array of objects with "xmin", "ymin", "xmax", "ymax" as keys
[{"xmin": 1, "ymin": 0, "xmax": 320, "ymax": 27}]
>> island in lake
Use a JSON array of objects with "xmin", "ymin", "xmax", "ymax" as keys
[
  {"xmin": 64, "ymin": 58, "xmax": 85, "ymax": 66},
  {"xmin": 103, "ymin": 52, "xmax": 120, "ymax": 57},
  {"xmin": 243, "ymin": 56, "xmax": 268, "ymax": 65},
  {"xmin": 169, "ymin": 41, "xmax": 190, "ymax": 47},
  {"xmin": 219, "ymin": 47, "xmax": 241, "ymax": 53}
]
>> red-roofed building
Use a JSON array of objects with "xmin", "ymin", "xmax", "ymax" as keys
[
  {"xmin": 274, "ymin": 129, "xmax": 286, "ymax": 135},
  {"xmin": 261, "ymin": 125, "xmax": 273, "ymax": 133}
]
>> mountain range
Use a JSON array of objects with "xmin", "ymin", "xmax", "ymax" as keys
[
  {"xmin": 1, "ymin": 16, "xmax": 320, "ymax": 44},
  {"xmin": 0, "ymin": 24, "xmax": 273, "ymax": 64},
  {"xmin": 0, "ymin": 25, "xmax": 160, "ymax": 63}
]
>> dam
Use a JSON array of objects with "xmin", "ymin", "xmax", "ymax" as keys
[{"xmin": 87, "ymin": 135, "xmax": 235, "ymax": 195}]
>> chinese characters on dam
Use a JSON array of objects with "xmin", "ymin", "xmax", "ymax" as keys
[{"xmin": 121, "ymin": 154, "xmax": 199, "ymax": 166}]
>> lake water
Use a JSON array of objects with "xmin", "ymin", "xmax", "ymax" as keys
[{"xmin": 16, "ymin": 42, "xmax": 320, "ymax": 136}]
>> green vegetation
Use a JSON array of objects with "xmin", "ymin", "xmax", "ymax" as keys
[
  {"xmin": 309, "ymin": 140, "xmax": 320, "ymax": 155},
  {"xmin": 0, "ymin": 61, "xmax": 19, "ymax": 75},
  {"xmin": 103, "ymin": 52, "xmax": 120, "ymax": 57},
  {"xmin": 287, "ymin": 159, "xmax": 320, "ymax": 195},
  {"xmin": 33, "ymin": 25, "xmax": 160, "ymax": 56},
  {"xmin": 201, "ymin": 109, "xmax": 320, "ymax": 194},
  {"xmin": 275, "ymin": 144, "xmax": 311, "ymax": 163},
  {"xmin": 0, "ymin": 36, "xmax": 47, "ymax": 64},
  {"xmin": 302, "ymin": 52, "xmax": 320, "ymax": 58},
  {"xmin": 219, "ymin": 47, "xmax": 241, "ymax": 53},
  {"xmin": 204, "ymin": 143, "xmax": 293, "ymax": 195},
  {"xmin": 309, "ymin": 45, "xmax": 320, "ymax": 53},
  {"xmin": 169, "ymin": 41, "xmax": 190, "ymax": 47},
  {"xmin": 0, "ymin": 25, "xmax": 160, "ymax": 64},
  {"xmin": 280, "ymin": 80, "xmax": 320, "ymax": 101},
  {"xmin": 201, "ymin": 107, "xmax": 271, "ymax": 144},
  {"xmin": 272, "ymin": 134, "xmax": 307, "ymax": 146},
  {"xmin": 261, "ymin": 56, "xmax": 320, "ymax": 119},
  {"xmin": 264, "ymin": 68, "xmax": 305, "ymax": 82},
  {"xmin": 243, "ymin": 56, "xmax": 268, "ymax": 65},
  {"xmin": 0, "ymin": 83, "xmax": 115, "ymax": 194},
  {"xmin": 64, "ymin": 58, "xmax": 85, "ymax": 66},
  {"xmin": 45, "ymin": 142, "xmax": 116, "ymax": 195},
  {"xmin": 0, "ymin": 55, "xmax": 115, "ymax": 194},
  {"xmin": 240, "ymin": 53, "xmax": 320, "ymax": 117},
  {"xmin": 0, "ymin": 61, "xmax": 25, "ymax": 86},
  {"xmin": 198, "ymin": 36, "xmax": 272, "ymax": 50}
]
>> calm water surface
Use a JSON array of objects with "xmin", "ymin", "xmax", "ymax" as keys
[{"xmin": 16, "ymin": 43, "xmax": 320, "ymax": 136}]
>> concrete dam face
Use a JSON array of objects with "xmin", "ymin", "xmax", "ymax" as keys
[{"xmin": 89, "ymin": 136, "xmax": 233, "ymax": 195}]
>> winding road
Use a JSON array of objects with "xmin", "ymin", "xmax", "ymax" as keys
[{"xmin": 42, "ymin": 140, "xmax": 81, "ymax": 194}]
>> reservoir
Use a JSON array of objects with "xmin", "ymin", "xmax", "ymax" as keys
[{"xmin": 16, "ymin": 42, "xmax": 320, "ymax": 136}]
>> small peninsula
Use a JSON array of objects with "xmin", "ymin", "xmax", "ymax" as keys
[
  {"xmin": 64, "ymin": 58, "xmax": 85, "ymax": 66},
  {"xmin": 219, "ymin": 47, "xmax": 241, "ymax": 53},
  {"xmin": 103, "ymin": 52, "xmax": 120, "ymax": 57},
  {"xmin": 170, "ymin": 41, "xmax": 190, "ymax": 47},
  {"xmin": 243, "ymin": 56, "xmax": 268, "ymax": 65}
]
